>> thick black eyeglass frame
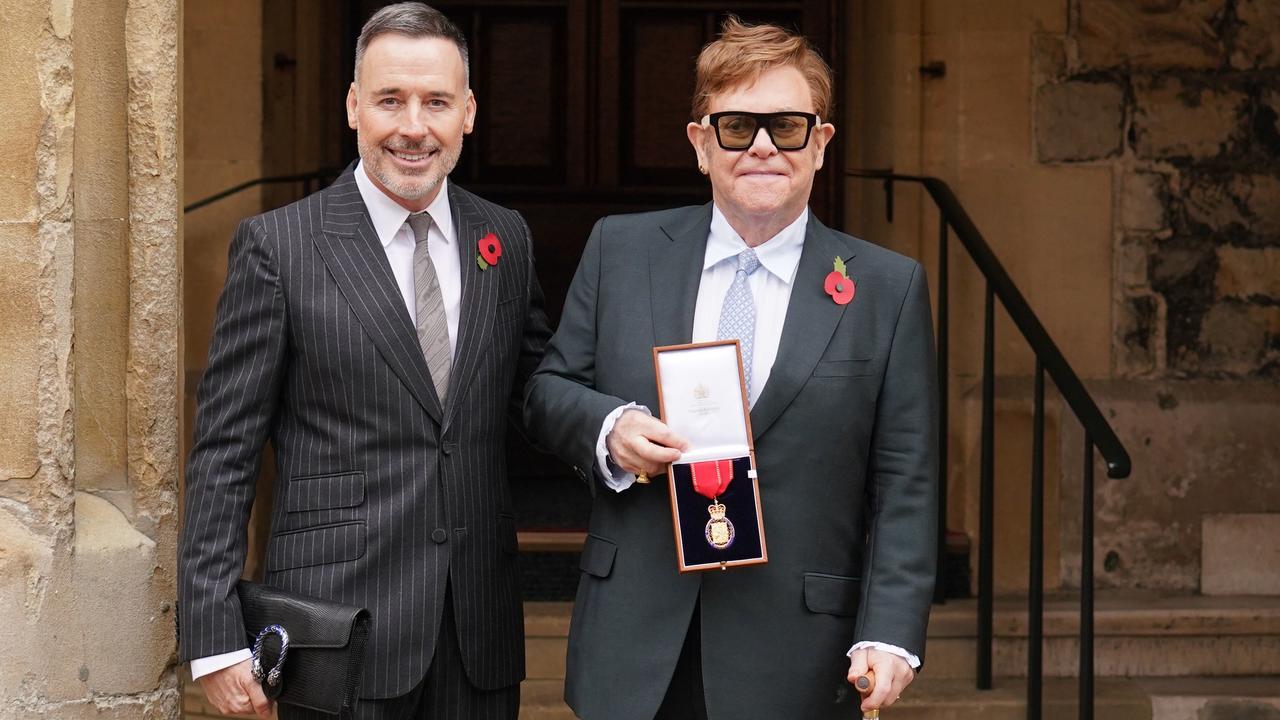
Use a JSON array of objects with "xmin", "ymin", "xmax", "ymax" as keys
[{"xmin": 704, "ymin": 111, "xmax": 819, "ymax": 151}]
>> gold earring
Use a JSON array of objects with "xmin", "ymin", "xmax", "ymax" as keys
[{"xmin": 698, "ymin": 164, "xmax": 708, "ymax": 175}]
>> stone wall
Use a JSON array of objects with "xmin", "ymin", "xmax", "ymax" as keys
[
  {"xmin": 848, "ymin": 0, "xmax": 1280, "ymax": 594},
  {"xmin": 0, "ymin": 0, "xmax": 182, "ymax": 717},
  {"xmin": 1033, "ymin": 0, "xmax": 1280, "ymax": 379}
]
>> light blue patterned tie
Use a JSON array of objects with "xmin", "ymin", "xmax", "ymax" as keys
[{"xmin": 717, "ymin": 249, "xmax": 762, "ymax": 395}]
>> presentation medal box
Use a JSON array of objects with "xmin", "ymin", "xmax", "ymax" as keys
[{"xmin": 653, "ymin": 340, "xmax": 768, "ymax": 572}]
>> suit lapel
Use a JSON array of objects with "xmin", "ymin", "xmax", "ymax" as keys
[
  {"xmin": 442, "ymin": 184, "xmax": 499, "ymax": 429},
  {"xmin": 312, "ymin": 169, "xmax": 444, "ymax": 424},
  {"xmin": 750, "ymin": 214, "xmax": 854, "ymax": 441},
  {"xmin": 651, "ymin": 204, "xmax": 713, "ymax": 347}
]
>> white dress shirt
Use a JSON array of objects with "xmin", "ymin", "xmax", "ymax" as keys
[
  {"xmin": 354, "ymin": 161, "xmax": 462, "ymax": 354},
  {"xmin": 595, "ymin": 205, "xmax": 805, "ymax": 490},
  {"xmin": 592, "ymin": 204, "xmax": 921, "ymax": 669},
  {"xmin": 190, "ymin": 164, "xmax": 463, "ymax": 681}
]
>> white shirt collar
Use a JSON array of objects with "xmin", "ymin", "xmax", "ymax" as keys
[
  {"xmin": 704, "ymin": 205, "xmax": 808, "ymax": 284},
  {"xmin": 353, "ymin": 160, "xmax": 455, "ymax": 247}
]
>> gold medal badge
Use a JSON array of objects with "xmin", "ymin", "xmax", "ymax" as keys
[
  {"xmin": 691, "ymin": 460, "xmax": 736, "ymax": 550},
  {"xmin": 704, "ymin": 501, "xmax": 736, "ymax": 549}
]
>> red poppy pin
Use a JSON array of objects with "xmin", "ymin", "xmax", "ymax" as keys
[
  {"xmin": 824, "ymin": 256, "xmax": 855, "ymax": 305},
  {"xmin": 477, "ymin": 232, "xmax": 502, "ymax": 270}
]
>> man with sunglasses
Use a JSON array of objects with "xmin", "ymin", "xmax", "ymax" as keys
[{"xmin": 525, "ymin": 16, "xmax": 937, "ymax": 720}]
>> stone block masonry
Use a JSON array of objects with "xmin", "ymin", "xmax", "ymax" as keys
[
  {"xmin": 1035, "ymin": 0, "xmax": 1280, "ymax": 379},
  {"xmin": 0, "ymin": 0, "xmax": 182, "ymax": 718}
]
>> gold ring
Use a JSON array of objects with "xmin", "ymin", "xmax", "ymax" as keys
[{"xmin": 636, "ymin": 472, "xmax": 650, "ymax": 484}]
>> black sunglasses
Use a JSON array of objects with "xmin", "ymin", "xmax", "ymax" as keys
[{"xmin": 704, "ymin": 111, "xmax": 819, "ymax": 151}]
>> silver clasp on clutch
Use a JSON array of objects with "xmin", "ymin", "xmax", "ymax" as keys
[{"xmin": 251, "ymin": 624, "xmax": 290, "ymax": 688}]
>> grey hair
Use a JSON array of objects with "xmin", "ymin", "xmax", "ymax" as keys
[{"xmin": 354, "ymin": 2, "xmax": 470, "ymax": 86}]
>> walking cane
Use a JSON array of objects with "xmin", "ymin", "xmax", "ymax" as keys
[{"xmin": 855, "ymin": 669, "xmax": 879, "ymax": 719}]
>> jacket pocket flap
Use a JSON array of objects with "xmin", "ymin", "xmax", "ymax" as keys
[
  {"xmin": 813, "ymin": 358, "xmax": 875, "ymax": 377},
  {"xmin": 579, "ymin": 534, "xmax": 617, "ymax": 578},
  {"xmin": 498, "ymin": 514, "xmax": 518, "ymax": 555},
  {"xmin": 268, "ymin": 521, "xmax": 366, "ymax": 571},
  {"xmin": 286, "ymin": 472, "xmax": 365, "ymax": 512},
  {"xmin": 803, "ymin": 572, "xmax": 861, "ymax": 616}
]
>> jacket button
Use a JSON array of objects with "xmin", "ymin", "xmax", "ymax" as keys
[
  {"xmin": 442, "ymin": 441, "xmax": 456, "ymax": 455},
  {"xmin": 431, "ymin": 529, "xmax": 447, "ymax": 544}
]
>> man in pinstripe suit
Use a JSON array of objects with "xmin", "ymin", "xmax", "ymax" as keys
[{"xmin": 178, "ymin": 4, "xmax": 550, "ymax": 718}]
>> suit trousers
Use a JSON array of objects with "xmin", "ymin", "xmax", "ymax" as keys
[
  {"xmin": 654, "ymin": 598, "xmax": 709, "ymax": 720},
  {"xmin": 279, "ymin": 582, "xmax": 519, "ymax": 720}
]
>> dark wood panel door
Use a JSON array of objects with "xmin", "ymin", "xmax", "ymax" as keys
[{"xmin": 273, "ymin": 0, "xmax": 843, "ymax": 532}]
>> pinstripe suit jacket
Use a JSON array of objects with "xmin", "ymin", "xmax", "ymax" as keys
[{"xmin": 178, "ymin": 166, "xmax": 551, "ymax": 698}]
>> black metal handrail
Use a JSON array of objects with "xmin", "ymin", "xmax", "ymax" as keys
[
  {"xmin": 848, "ymin": 169, "xmax": 1131, "ymax": 720},
  {"xmin": 184, "ymin": 170, "xmax": 342, "ymax": 214}
]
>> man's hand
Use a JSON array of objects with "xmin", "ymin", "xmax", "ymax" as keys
[
  {"xmin": 848, "ymin": 648, "xmax": 916, "ymax": 712},
  {"xmin": 606, "ymin": 409, "xmax": 688, "ymax": 477},
  {"xmin": 198, "ymin": 659, "xmax": 273, "ymax": 718}
]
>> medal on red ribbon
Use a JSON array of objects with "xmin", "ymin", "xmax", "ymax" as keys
[{"xmin": 689, "ymin": 459, "xmax": 736, "ymax": 550}]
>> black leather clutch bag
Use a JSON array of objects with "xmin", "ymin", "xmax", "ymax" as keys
[{"xmin": 236, "ymin": 580, "xmax": 371, "ymax": 716}]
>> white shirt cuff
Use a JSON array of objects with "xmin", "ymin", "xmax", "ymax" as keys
[
  {"xmin": 595, "ymin": 403, "xmax": 651, "ymax": 493},
  {"xmin": 848, "ymin": 641, "xmax": 922, "ymax": 670},
  {"xmin": 190, "ymin": 648, "xmax": 253, "ymax": 680}
]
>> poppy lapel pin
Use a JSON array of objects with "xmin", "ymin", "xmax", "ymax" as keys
[
  {"xmin": 824, "ymin": 256, "xmax": 855, "ymax": 305},
  {"xmin": 477, "ymin": 232, "xmax": 502, "ymax": 270}
]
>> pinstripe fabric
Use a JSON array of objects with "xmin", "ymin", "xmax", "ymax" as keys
[
  {"xmin": 278, "ymin": 583, "xmax": 519, "ymax": 720},
  {"xmin": 178, "ymin": 164, "xmax": 551, "ymax": 700}
]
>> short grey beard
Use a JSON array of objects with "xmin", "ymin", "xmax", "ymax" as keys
[{"xmin": 358, "ymin": 135, "xmax": 463, "ymax": 202}]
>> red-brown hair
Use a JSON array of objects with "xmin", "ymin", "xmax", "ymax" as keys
[{"xmin": 691, "ymin": 16, "xmax": 833, "ymax": 121}]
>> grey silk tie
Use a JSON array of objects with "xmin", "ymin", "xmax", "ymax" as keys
[
  {"xmin": 717, "ymin": 248, "xmax": 762, "ymax": 397},
  {"xmin": 408, "ymin": 212, "xmax": 451, "ymax": 404}
]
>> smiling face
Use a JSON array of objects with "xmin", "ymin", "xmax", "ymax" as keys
[
  {"xmin": 687, "ymin": 65, "xmax": 834, "ymax": 238},
  {"xmin": 347, "ymin": 33, "xmax": 476, "ymax": 212}
]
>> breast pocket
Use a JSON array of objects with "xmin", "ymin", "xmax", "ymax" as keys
[
  {"xmin": 285, "ymin": 471, "xmax": 365, "ymax": 512},
  {"xmin": 493, "ymin": 295, "xmax": 524, "ymax": 330},
  {"xmin": 813, "ymin": 358, "xmax": 876, "ymax": 378}
]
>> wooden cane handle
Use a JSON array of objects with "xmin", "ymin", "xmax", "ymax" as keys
[{"xmin": 856, "ymin": 670, "xmax": 878, "ymax": 719}]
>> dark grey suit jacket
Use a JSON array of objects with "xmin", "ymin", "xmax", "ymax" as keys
[
  {"xmin": 525, "ymin": 204, "xmax": 938, "ymax": 720},
  {"xmin": 178, "ymin": 166, "xmax": 551, "ymax": 698}
]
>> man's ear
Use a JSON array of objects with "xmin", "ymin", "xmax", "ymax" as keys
[
  {"xmin": 686, "ymin": 122, "xmax": 709, "ymax": 171},
  {"xmin": 346, "ymin": 83, "xmax": 359, "ymax": 130},
  {"xmin": 811, "ymin": 122, "xmax": 835, "ymax": 170},
  {"xmin": 463, "ymin": 89, "xmax": 477, "ymax": 135}
]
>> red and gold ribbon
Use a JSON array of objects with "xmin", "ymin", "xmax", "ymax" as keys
[{"xmin": 689, "ymin": 459, "xmax": 734, "ymax": 499}]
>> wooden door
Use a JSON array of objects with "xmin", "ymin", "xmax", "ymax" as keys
[{"xmin": 266, "ymin": 0, "xmax": 843, "ymax": 539}]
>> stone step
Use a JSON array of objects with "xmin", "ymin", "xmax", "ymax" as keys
[
  {"xmin": 1202, "ymin": 513, "xmax": 1280, "ymax": 595},
  {"xmin": 181, "ymin": 595, "xmax": 1280, "ymax": 719},
  {"xmin": 524, "ymin": 593, "xmax": 1280, "ymax": 681},
  {"xmin": 927, "ymin": 592, "xmax": 1280, "ymax": 679},
  {"xmin": 889, "ymin": 677, "xmax": 1151, "ymax": 720},
  {"xmin": 519, "ymin": 678, "xmax": 1160, "ymax": 720},
  {"xmin": 180, "ymin": 667, "xmax": 1278, "ymax": 720},
  {"xmin": 1138, "ymin": 677, "xmax": 1280, "ymax": 720},
  {"xmin": 183, "ymin": 680, "xmax": 578, "ymax": 720},
  {"xmin": 518, "ymin": 679, "xmax": 576, "ymax": 720},
  {"xmin": 517, "ymin": 677, "xmax": 1162, "ymax": 720},
  {"xmin": 525, "ymin": 601, "xmax": 572, "ymax": 682}
]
